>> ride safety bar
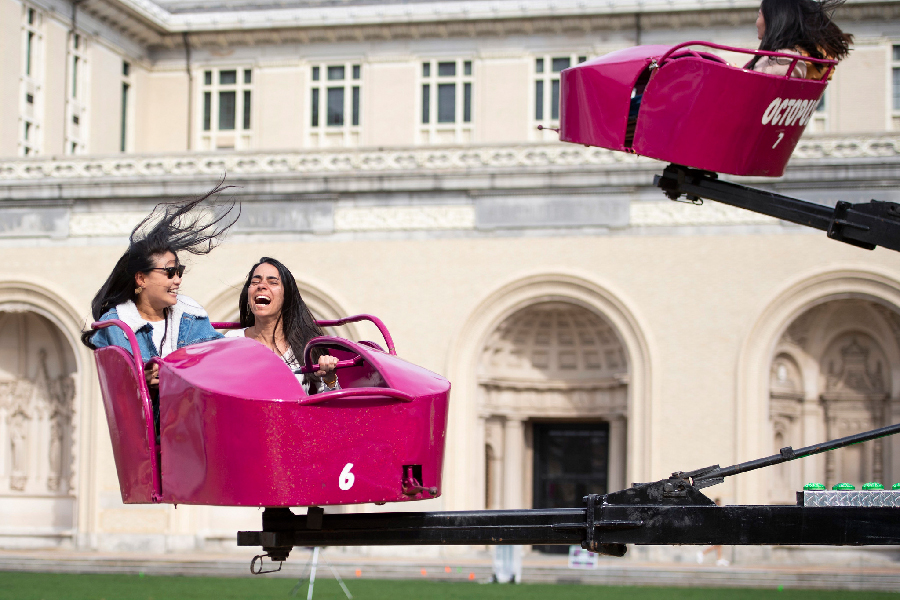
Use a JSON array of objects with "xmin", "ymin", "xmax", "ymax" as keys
[
  {"xmin": 213, "ymin": 313, "xmax": 396, "ymax": 356},
  {"xmin": 658, "ymin": 40, "xmax": 837, "ymax": 80}
]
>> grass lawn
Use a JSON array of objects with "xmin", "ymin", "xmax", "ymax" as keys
[{"xmin": 0, "ymin": 573, "xmax": 897, "ymax": 600}]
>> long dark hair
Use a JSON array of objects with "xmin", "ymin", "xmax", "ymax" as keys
[
  {"xmin": 238, "ymin": 257, "xmax": 326, "ymax": 393},
  {"xmin": 749, "ymin": 0, "xmax": 852, "ymax": 69},
  {"xmin": 81, "ymin": 183, "xmax": 240, "ymax": 348}
]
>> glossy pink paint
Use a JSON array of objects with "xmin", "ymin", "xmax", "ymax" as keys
[
  {"xmin": 92, "ymin": 317, "xmax": 450, "ymax": 507},
  {"xmin": 560, "ymin": 42, "xmax": 836, "ymax": 177}
]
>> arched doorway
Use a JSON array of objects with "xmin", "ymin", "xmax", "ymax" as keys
[
  {"xmin": 0, "ymin": 310, "xmax": 77, "ymax": 540},
  {"xmin": 478, "ymin": 301, "xmax": 629, "ymax": 518},
  {"xmin": 768, "ymin": 299, "xmax": 900, "ymax": 502}
]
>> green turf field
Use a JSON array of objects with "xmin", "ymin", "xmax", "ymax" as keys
[{"xmin": 0, "ymin": 573, "xmax": 896, "ymax": 600}]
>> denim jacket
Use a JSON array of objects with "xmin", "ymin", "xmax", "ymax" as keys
[{"xmin": 90, "ymin": 295, "xmax": 223, "ymax": 363}]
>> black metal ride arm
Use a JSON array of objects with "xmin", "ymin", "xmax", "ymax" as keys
[
  {"xmin": 239, "ymin": 423, "xmax": 900, "ymax": 570},
  {"xmin": 654, "ymin": 163, "xmax": 900, "ymax": 253}
]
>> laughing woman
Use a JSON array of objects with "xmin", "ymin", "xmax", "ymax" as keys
[
  {"xmin": 225, "ymin": 257, "xmax": 339, "ymax": 395},
  {"xmin": 83, "ymin": 186, "xmax": 240, "ymax": 363}
]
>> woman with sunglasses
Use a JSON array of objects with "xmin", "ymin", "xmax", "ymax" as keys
[{"xmin": 83, "ymin": 185, "xmax": 239, "ymax": 367}]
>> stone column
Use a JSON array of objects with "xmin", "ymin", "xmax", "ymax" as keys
[
  {"xmin": 503, "ymin": 417, "xmax": 525, "ymax": 510},
  {"xmin": 608, "ymin": 416, "xmax": 627, "ymax": 492}
]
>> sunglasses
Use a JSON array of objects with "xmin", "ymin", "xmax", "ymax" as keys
[{"xmin": 148, "ymin": 265, "xmax": 186, "ymax": 279}]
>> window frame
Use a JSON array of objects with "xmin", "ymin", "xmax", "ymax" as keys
[
  {"xmin": 65, "ymin": 32, "xmax": 88, "ymax": 155},
  {"xmin": 20, "ymin": 4, "xmax": 43, "ymax": 157},
  {"xmin": 120, "ymin": 60, "xmax": 132, "ymax": 152},
  {"xmin": 198, "ymin": 66, "xmax": 254, "ymax": 150},
  {"xmin": 419, "ymin": 58, "xmax": 474, "ymax": 144},
  {"xmin": 308, "ymin": 61, "xmax": 362, "ymax": 147}
]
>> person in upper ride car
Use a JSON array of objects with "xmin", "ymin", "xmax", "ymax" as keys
[
  {"xmin": 225, "ymin": 257, "xmax": 339, "ymax": 395},
  {"xmin": 82, "ymin": 184, "xmax": 239, "ymax": 371},
  {"xmin": 748, "ymin": 0, "xmax": 852, "ymax": 79}
]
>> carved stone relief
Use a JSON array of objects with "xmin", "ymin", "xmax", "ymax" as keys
[
  {"xmin": 770, "ymin": 300, "xmax": 898, "ymax": 494},
  {"xmin": 0, "ymin": 312, "xmax": 76, "ymax": 496}
]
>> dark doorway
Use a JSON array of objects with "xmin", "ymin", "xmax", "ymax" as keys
[{"xmin": 532, "ymin": 422, "xmax": 609, "ymax": 553}]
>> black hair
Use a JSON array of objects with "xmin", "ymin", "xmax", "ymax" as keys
[
  {"xmin": 81, "ymin": 182, "xmax": 240, "ymax": 348},
  {"xmin": 748, "ymin": 0, "xmax": 853, "ymax": 70},
  {"xmin": 238, "ymin": 257, "xmax": 327, "ymax": 393}
]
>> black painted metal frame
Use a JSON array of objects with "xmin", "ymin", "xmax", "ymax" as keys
[
  {"xmin": 654, "ymin": 163, "xmax": 900, "ymax": 253},
  {"xmin": 238, "ymin": 423, "xmax": 900, "ymax": 565}
]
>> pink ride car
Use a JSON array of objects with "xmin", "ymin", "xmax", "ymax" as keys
[
  {"xmin": 91, "ymin": 315, "xmax": 450, "ymax": 508},
  {"xmin": 559, "ymin": 41, "xmax": 836, "ymax": 177}
]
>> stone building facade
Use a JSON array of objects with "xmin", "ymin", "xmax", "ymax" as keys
[{"xmin": 1, "ymin": 0, "xmax": 900, "ymax": 564}]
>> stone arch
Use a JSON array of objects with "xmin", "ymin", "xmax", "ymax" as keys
[
  {"xmin": 0, "ymin": 279, "xmax": 88, "ymax": 547},
  {"xmin": 445, "ymin": 272, "xmax": 654, "ymax": 512},
  {"xmin": 737, "ymin": 267, "xmax": 900, "ymax": 504}
]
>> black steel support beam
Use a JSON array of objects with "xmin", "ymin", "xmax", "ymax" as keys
[
  {"xmin": 654, "ymin": 164, "xmax": 900, "ymax": 253},
  {"xmin": 238, "ymin": 504, "xmax": 900, "ymax": 551}
]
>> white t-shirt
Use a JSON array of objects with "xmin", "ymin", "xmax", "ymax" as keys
[
  {"xmin": 149, "ymin": 318, "xmax": 177, "ymax": 358},
  {"xmin": 224, "ymin": 328, "xmax": 338, "ymax": 393}
]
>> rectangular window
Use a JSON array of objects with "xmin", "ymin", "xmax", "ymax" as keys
[
  {"xmin": 21, "ymin": 6, "xmax": 44, "ymax": 156},
  {"xmin": 311, "ymin": 88, "xmax": 319, "ymax": 127},
  {"xmin": 121, "ymin": 82, "xmax": 129, "ymax": 151},
  {"xmin": 309, "ymin": 62, "xmax": 362, "ymax": 146},
  {"xmin": 327, "ymin": 87, "xmax": 344, "ymax": 126},
  {"xmin": 328, "ymin": 66, "xmax": 345, "ymax": 81},
  {"xmin": 551, "ymin": 80, "xmax": 560, "ymax": 120},
  {"xmin": 123, "ymin": 61, "xmax": 130, "ymax": 77},
  {"xmin": 26, "ymin": 31, "xmax": 33, "ymax": 76},
  {"xmin": 535, "ymin": 80, "xmax": 544, "ymax": 120},
  {"xmin": 218, "ymin": 91, "xmax": 236, "ymax": 130},
  {"xmin": 203, "ymin": 92, "xmax": 212, "ymax": 131},
  {"xmin": 72, "ymin": 56, "xmax": 78, "ymax": 98},
  {"xmin": 220, "ymin": 70, "xmax": 237, "ymax": 85},
  {"xmin": 420, "ymin": 58, "xmax": 474, "ymax": 140},
  {"xmin": 199, "ymin": 66, "xmax": 253, "ymax": 149},
  {"xmin": 438, "ymin": 62, "xmax": 456, "ymax": 77},
  {"xmin": 437, "ymin": 83, "xmax": 455, "ymax": 123},
  {"xmin": 463, "ymin": 82, "xmax": 471, "ymax": 123},
  {"xmin": 243, "ymin": 90, "xmax": 251, "ymax": 130},
  {"xmin": 66, "ymin": 30, "xmax": 87, "ymax": 155}
]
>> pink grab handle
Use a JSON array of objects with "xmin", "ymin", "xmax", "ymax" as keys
[
  {"xmin": 297, "ymin": 386, "xmax": 414, "ymax": 406},
  {"xmin": 657, "ymin": 40, "xmax": 836, "ymax": 80},
  {"xmin": 297, "ymin": 355, "xmax": 363, "ymax": 375}
]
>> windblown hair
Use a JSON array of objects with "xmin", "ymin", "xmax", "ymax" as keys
[
  {"xmin": 238, "ymin": 257, "xmax": 327, "ymax": 393},
  {"xmin": 749, "ymin": 0, "xmax": 853, "ymax": 69},
  {"xmin": 81, "ymin": 182, "xmax": 240, "ymax": 347}
]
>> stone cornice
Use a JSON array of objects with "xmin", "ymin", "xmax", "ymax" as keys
[
  {"xmin": 2, "ymin": 136, "xmax": 900, "ymax": 189},
  {"xmin": 71, "ymin": 0, "xmax": 898, "ymax": 50}
]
